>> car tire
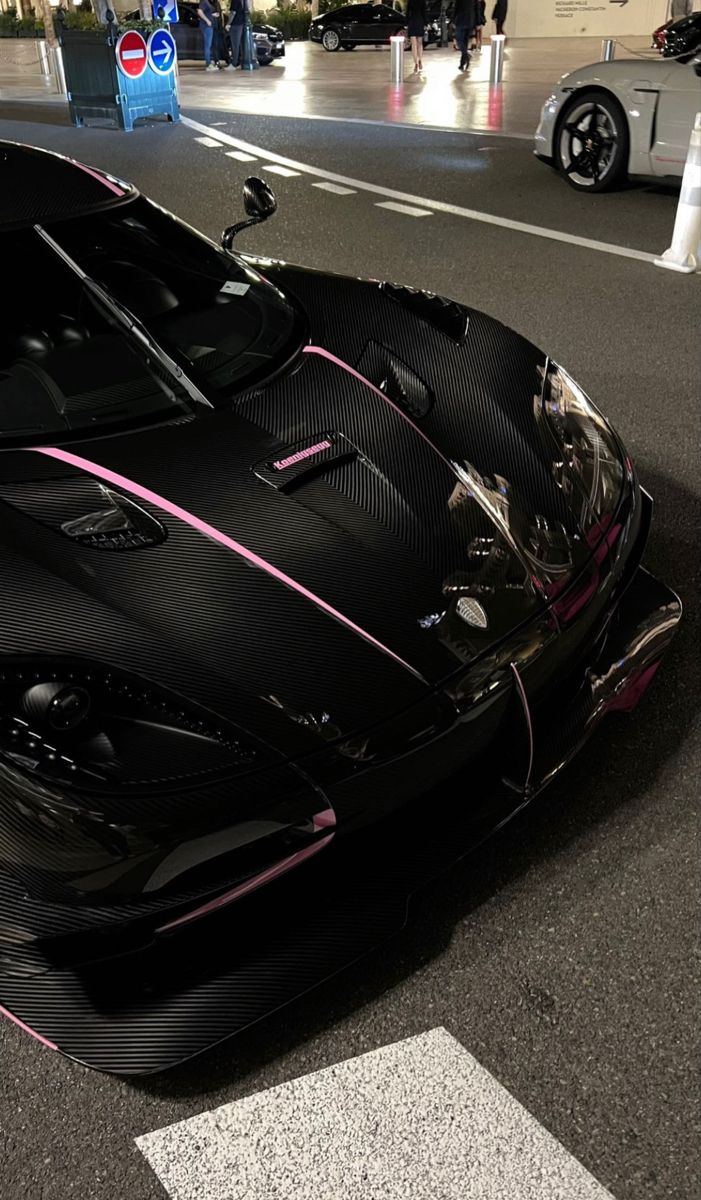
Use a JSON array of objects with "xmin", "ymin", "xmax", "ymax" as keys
[
  {"xmin": 322, "ymin": 28, "xmax": 341, "ymax": 50},
  {"xmin": 555, "ymin": 89, "xmax": 628, "ymax": 193}
]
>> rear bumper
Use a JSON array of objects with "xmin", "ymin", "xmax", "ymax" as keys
[{"xmin": 0, "ymin": 549, "xmax": 680, "ymax": 1072}]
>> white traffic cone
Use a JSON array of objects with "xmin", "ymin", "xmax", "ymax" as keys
[{"xmin": 655, "ymin": 112, "xmax": 701, "ymax": 274}]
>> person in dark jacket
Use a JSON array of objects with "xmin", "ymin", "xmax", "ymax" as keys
[
  {"xmin": 406, "ymin": 0, "xmax": 427, "ymax": 73},
  {"xmin": 225, "ymin": 0, "xmax": 246, "ymax": 69},
  {"xmin": 471, "ymin": 0, "xmax": 485, "ymax": 49},
  {"xmin": 453, "ymin": 0, "xmax": 476, "ymax": 70},
  {"xmin": 492, "ymin": 0, "xmax": 506, "ymax": 36}
]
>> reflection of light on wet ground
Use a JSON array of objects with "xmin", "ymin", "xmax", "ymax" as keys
[{"xmin": 175, "ymin": 37, "xmax": 653, "ymax": 138}]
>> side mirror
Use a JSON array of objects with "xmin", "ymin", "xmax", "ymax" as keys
[{"xmin": 221, "ymin": 177, "xmax": 277, "ymax": 250}]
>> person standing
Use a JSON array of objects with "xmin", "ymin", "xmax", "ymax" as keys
[
  {"xmin": 406, "ymin": 0, "xmax": 427, "ymax": 73},
  {"xmin": 492, "ymin": 0, "xmax": 506, "ymax": 36},
  {"xmin": 226, "ymin": 0, "xmax": 246, "ymax": 69},
  {"xmin": 210, "ymin": 0, "xmax": 227, "ymax": 66},
  {"xmin": 453, "ymin": 0, "xmax": 476, "ymax": 70},
  {"xmin": 472, "ymin": 0, "xmax": 485, "ymax": 49},
  {"xmin": 197, "ymin": 0, "xmax": 217, "ymax": 70}
]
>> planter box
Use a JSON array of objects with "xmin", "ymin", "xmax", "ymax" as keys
[{"xmin": 59, "ymin": 27, "xmax": 179, "ymax": 132}]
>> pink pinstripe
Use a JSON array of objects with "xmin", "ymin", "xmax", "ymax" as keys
[
  {"xmin": 302, "ymin": 345, "xmax": 455, "ymax": 472},
  {"xmin": 32, "ymin": 448, "xmax": 425, "ymax": 683},
  {"xmin": 0, "ymin": 1004, "xmax": 58, "ymax": 1051}
]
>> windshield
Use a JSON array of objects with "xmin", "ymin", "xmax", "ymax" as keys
[{"xmin": 0, "ymin": 196, "xmax": 305, "ymax": 447}]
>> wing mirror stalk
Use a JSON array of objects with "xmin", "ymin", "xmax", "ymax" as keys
[{"xmin": 221, "ymin": 177, "xmax": 278, "ymax": 250}]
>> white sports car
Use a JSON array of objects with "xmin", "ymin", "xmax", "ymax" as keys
[{"xmin": 534, "ymin": 51, "xmax": 701, "ymax": 191}]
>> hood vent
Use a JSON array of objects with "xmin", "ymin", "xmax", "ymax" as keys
[
  {"xmin": 0, "ymin": 478, "xmax": 166, "ymax": 551},
  {"xmin": 380, "ymin": 283, "xmax": 469, "ymax": 345},
  {"xmin": 356, "ymin": 342, "xmax": 434, "ymax": 420}
]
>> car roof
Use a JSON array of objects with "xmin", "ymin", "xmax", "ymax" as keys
[{"xmin": 1, "ymin": 140, "xmax": 136, "ymax": 231}]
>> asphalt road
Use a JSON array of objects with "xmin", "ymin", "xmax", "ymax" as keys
[{"xmin": 0, "ymin": 102, "xmax": 699, "ymax": 1200}]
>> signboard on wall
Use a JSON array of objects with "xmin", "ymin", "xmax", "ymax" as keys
[{"xmin": 510, "ymin": 0, "xmax": 670, "ymax": 37}]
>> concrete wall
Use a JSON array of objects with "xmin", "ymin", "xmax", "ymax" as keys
[{"xmin": 506, "ymin": 0, "xmax": 673, "ymax": 39}]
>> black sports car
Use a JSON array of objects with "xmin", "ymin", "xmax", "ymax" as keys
[
  {"xmin": 0, "ymin": 142, "xmax": 680, "ymax": 1074},
  {"xmin": 310, "ymin": 3, "xmax": 440, "ymax": 51},
  {"xmin": 653, "ymin": 12, "xmax": 701, "ymax": 59}
]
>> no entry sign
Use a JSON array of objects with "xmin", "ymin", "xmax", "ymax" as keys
[
  {"xmin": 115, "ymin": 30, "xmax": 148, "ymax": 79},
  {"xmin": 147, "ymin": 28, "xmax": 177, "ymax": 75}
]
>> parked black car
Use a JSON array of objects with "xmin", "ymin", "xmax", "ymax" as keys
[
  {"xmin": 126, "ymin": 5, "xmax": 278, "ymax": 65},
  {"xmin": 652, "ymin": 12, "xmax": 701, "ymax": 60},
  {"xmin": 310, "ymin": 3, "xmax": 440, "ymax": 51},
  {"xmin": 254, "ymin": 21, "xmax": 285, "ymax": 57}
]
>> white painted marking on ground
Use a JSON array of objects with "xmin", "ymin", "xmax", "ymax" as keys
[
  {"xmin": 312, "ymin": 181, "xmax": 357, "ymax": 195},
  {"xmin": 181, "ymin": 115, "xmax": 658, "ymax": 264},
  {"xmin": 376, "ymin": 200, "xmax": 432, "ymax": 217},
  {"xmin": 229, "ymin": 109, "xmax": 535, "ymax": 141},
  {"xmin": 226, "ymin": 149, "xmax": 258, "ymax": 162},
  {"xmin": 260, "ymin": 164, "xmax": 300, "ymax": 178},
  {"xmin": 136, "ymin": 1029, "xmax": 616, "ymax": 1200},
  {"xmin": 194, "ymin": 135, "xmax": 223, "ymax": 148}
]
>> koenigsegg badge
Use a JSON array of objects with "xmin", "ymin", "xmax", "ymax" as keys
[
  {"xmin": 456, "ymin": 597, "xmax": 489, "ymax": 630},
  {"xmin": 272, "ymin": 440, "xmax": 333, "ymax": 472},
  {"xmin": 253, "ymin": 433, "xmax": 357, "ymax": 491}
]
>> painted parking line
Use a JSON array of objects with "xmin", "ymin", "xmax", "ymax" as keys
[
  {"xmin": 376, "ymin": 200, "xmax": 432, "ymax": 217},
  {"xmin": 183, "ymin": 115, "xmax": 657, "ymax": 264},
  {"xmin": 226, "ymin": 150, "xmax": 258, "ymax": 162},
  {"xmin": 312, "ymin": 181, "xmax": 357, "ymax": 195},
  {"xmin": 194, "ymin": 135, "xmax": 223, "ymax": 148},
  {"xmin": 136, "ymin": 1028, "xmax": 616, "ymax": 1200},
  {"xmin": 261, "ymin": 164, "xmax": 300, "ymax": 178}
]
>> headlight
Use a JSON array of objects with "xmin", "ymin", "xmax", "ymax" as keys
[{"xmin": 540, "ymin": 361, "xmax": 625, "ymax": 538}]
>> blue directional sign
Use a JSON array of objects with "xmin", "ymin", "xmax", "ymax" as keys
[
  {"xmin": 152, "ymin": 0, "xmax": 179, "ymax": 24},
  {"xmin": 147, "ymin": 27, "xmax": 177, "ymax": 75}
]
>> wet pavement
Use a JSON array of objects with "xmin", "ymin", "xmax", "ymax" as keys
[{"xmin": 0, "ymin": 36, "xmax": 657, "ymax": 136}]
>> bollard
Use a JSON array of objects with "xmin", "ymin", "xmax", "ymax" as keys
[
  {"xmin": 489, "ymin": 34, "xmax": 505, "ymax": 85},
  {"xmin": 50, "ymin": 44, "xmax": 67, "ymax": 97},
  {"xmin": 390, "ymin": 35, "xmax": 404, "ymax": 85},
  {"xmin": 601, "ymin": 37, "xmax": 616, "ymax": 61},
  {"xmin": 37, "ymin": 38, "xmax": 51, "ymax": 79},
  {"xmin": 655, "ymin": 112, "xmax": 701, "ymax": 274}
]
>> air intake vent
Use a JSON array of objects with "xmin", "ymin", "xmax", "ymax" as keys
[
  {"xmin": 0, "ymin": 478, "xmax": 166, "ymax": 551},
  {"xmin": 356, "ymin": 342, "xmax": 434, "ymax": 419},
  {"xmin": 380, "ymin": 282, "xmax": 469, "ymax": 345}
]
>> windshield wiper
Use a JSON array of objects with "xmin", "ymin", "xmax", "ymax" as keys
[{"xmin": 33, "ymin": 224, "xmax": 214, "ymax": 411}]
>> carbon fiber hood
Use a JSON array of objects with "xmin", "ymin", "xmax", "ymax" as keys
[{"xmin": 0, "ymin": 266, "xmax": 608, "ymax": 753}]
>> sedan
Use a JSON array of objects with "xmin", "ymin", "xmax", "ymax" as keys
[
  {"xmin": 0, "ymin": 142, "xmax": 680, "ymax": 1073},
  {"xmin": 310, "ymin": 3, "xmax": 439, "ymax": 51},
  {"xmin": 535, "ymin": 50, "xmax": 701, "ymax": 190}
]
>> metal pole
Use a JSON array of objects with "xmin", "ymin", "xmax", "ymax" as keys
[
  {"xmin": 240, "ymin": 0, "xmax": 258, "ymax": 70},
  {"xmin": 37, "ymin": 38, "xmax": 51, "ymax": 79},
  {"xmin": 51, "ymin": 44, "xmax": 67, "ymax": 96},
  {"xmin": 489, "ymin": 33, "xmax": 504, "ymax": 85},
  {"xmin": 390, "ymin": 33, "xmax": 403, "ymax": 85},
  {"xmin": 601, "ymin": 37, "xmax": 616, "ymax": 61}
]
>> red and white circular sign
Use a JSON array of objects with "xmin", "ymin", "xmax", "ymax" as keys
[{"xmin": 115, "ymin": 30, "xmax": 148, "ymax": 79}]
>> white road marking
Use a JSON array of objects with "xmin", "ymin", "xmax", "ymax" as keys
[
  {"xmin": 226, "ymin": 149, "xmax": 258, "ymax": 162},
  {"xmin": 194, "ymin": 136, "xmax": 223, "ymax": 148},
  {"xmin": 182, "ymin": 115, "xmax": 658, "ymax": 264},
  {"xmin": 229, "ymin": 109, "xmax": 535, "ymax": 141},
  {"xmin": 261, "ymin": 164, "xmax": 300, "ymax": 178},
  {"xmin": 136, "ymin": 1029, "xmax": 616, "ymax": 1200},
  {"xmin": 312, "ymin": 181, "xmax": 357, "ymax": 195},
  {"xmin": 376, "ymin": 200, "xmax": 432, "ymax": 217}
]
